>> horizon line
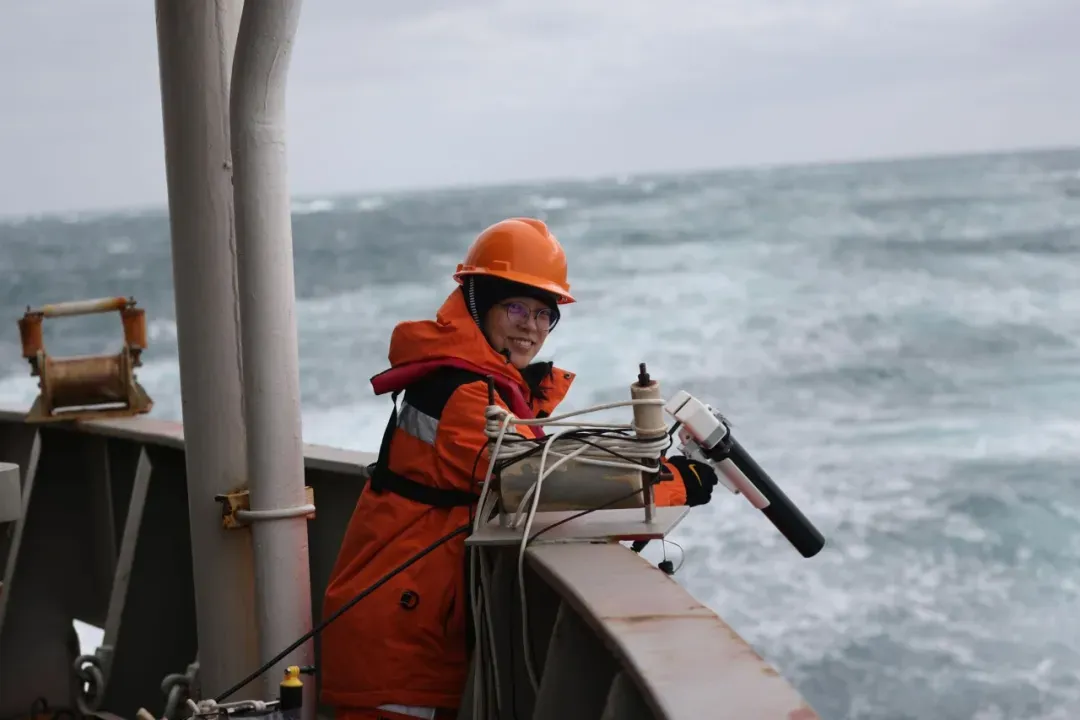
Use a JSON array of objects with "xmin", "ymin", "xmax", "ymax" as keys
[{"xmin": 3, "ymin": 141, "xmax": 1077, "ymax": 223}]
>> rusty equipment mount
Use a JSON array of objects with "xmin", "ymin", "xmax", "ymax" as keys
[{"xmin": 16, "ymin": 296, "xmax": 154, "ymax": 423}]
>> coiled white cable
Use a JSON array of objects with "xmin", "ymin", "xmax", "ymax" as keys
[
  {"xmin": 469, "ymin": 397, "xmax": 672, "ymax": 702},
  {"xmin": 515, "ymin": 425, "xmax": 578, "ymax": 691},
  {"xmin": 469, "ymin": 409, "xmax": 514, "ymax": 717},
  {"xmin": 487, "ymin": 399, "xmax": 669, "ymax": 476}
]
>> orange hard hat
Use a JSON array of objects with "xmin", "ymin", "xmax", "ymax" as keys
[{"xmin": 454, "ymin": 217, "xmax": 575, "ymax": 304}]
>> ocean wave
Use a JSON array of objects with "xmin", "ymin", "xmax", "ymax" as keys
[{"xmin": 4, "ymin": 149, "xmax": 1080, "ymax": 719}]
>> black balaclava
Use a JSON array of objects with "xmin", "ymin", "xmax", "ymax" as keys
[
  {"xmin": 462, "ymin": 275, "xmax": 560, "ymax": 331},
  {"xmin": 461, "ymin": 275, "xmax": 561, "ymax": 399}
]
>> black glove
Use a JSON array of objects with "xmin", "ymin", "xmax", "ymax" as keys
[{"xmin": 664, "ymin": 455, "xmax": 719, "ymax": 507}]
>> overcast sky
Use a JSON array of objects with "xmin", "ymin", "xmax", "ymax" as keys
[{"xmin": 1, "ymin": 0, "xmax": 1078, "ymax": 217}]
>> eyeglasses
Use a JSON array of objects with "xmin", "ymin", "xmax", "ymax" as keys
[{"xmin": 500, "ymin": 301, "xmax": 559, "ymax": 331}]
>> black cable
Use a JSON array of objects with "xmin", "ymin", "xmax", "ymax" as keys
[
  {"xmin": 473, "ymin": 423, "xmax": 660, "ymax": 715},
  {"xmin": 527, "ymin": 487, "xmax": 645, "ymax": 543},
  {"xmin": 214, "ymin": 523, "xmax": 471, "ymax": 703},
  {"xmin": 492, "ymin": 419, "xmax": 684, "ymax": 548},
  {"xmin": 492, "ymin": 484, "xmax": 649, "ymax": 712},
  {"xmin": 493, "ymin": 428, "xmax": 667, "ymax": 476},
  {"xmin": 473, "ymin": 425, "xmax": 682, "ymax": 715},
  {"xmin": 507, "ymin": 561, "xmax": 522, "ymax": 720},
  {"xmin": 468, "ymin": 443, "xmax": 487, "ymax": 528},
  {"xmin": 479, "ymin": 417, "xmax": 685, "ymax": 714},
  {"xmin": 473, "ymin": 485, "xmax": 648, "ymax": 720},
  {"xmin": 215, "ymin": 422, "xmax": 682, "ymax": 704}
]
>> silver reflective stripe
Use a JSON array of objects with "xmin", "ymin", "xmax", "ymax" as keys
[
  {"xmin": 376, "ymin": 705, "xmax": 437, "ymax": 719},
  {"xmin": 398, "ymin": 400, "xmax": 439, "ymax": 445}
]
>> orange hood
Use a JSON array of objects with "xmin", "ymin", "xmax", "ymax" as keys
[{"xmin": 371, "ymin": 288, "xmax": 575, "ymax": 416}]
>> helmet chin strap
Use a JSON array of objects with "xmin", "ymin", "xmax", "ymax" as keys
[{"xmin": 465, "ymin": 277, "xmax": 482, "ymax": 326}]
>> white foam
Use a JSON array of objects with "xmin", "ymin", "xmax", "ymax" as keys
[
  {"xmin": 355, "ymin": 196, "xmax": 385, "ymax": 212},
  {"xmin": 301, "ymin": 398, "xmax": 393, "ymax": 451},
  {"xmin": 106, "ymin": 236, "xmax": 134, "ymax": 255},
  {"xmin": 526, "ymin": 195, "xmax": 568, "ymax": 211},
  {"xmin": 6, "ymin": 158, "xmax": 1080, "ymax": 716},
  {"xmin": 148, "ymin": 318, "xmax": 177, "ymax": 343},
  {"xmin": 0, "ymin": 364, "xmax": 40, "ymax": 408},
  {"xmin": 291, "ymin": 198, "xmax": 335, "ymax": 214}
]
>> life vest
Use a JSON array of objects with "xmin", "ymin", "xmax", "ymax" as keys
[
  {"xmin": 320, "ymin": 322, "xmax": 573, "ymax": 711},
  {"xmin": 365, "ymin": 361, "xmax": 542, "ymax": 508}
]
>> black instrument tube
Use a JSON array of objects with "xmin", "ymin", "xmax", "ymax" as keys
[{"xmin": 708, "ymin": 436, "xmax": 826, "ymax": 558}]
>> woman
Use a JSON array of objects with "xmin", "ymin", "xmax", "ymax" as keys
[{"xmin": 320, "ymin": 217, "xmax": 718, "ymax": 720}]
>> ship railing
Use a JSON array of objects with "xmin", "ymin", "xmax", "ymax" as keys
[{"xmin": 0, "ymin": 409, "xmax": 815, "ymax": 720}]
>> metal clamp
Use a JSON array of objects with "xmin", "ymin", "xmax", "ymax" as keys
[
  {"xmin": 214, "ymin": 487, "xmax": 315, "ymax": 529},
  {"xmin": 73, "ymin": 655, "xmax": 106, "ymax": 715},
  {"xmin": 161, "ymin": 659, "xmax": 200, "ymax": 720},
  {"xmin": 183, "ymin": 697, "xmax": 280, "ymax": 720}
]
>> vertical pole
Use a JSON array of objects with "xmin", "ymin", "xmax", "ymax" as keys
[
  {"xmin": 229, "ymin": 0, "xmax": 313, "ymax": 711},
  {"xmin": 154, "ymin": 0, "xmax": 262, "ymax": 701}
]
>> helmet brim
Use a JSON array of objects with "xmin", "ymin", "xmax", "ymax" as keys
[{"xmin": 454, "ymin": 267, "xmax": 575, "ymax": 304}]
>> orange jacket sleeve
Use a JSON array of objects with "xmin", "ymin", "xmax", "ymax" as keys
[
  {"xmin": 653, "ymin": 458, "xmax": 688, "ymax": 507},
  {"xmin": 433, "ymin": 378, "xmax": 507, "ymax": 493}
]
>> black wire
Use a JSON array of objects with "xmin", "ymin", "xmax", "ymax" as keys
[
  {"xmin": 468, "ymin": 443, "xmax": 487, "ymax": 528},
  {"xmin": 508, "ymin": 422, "xmax": 685, "ymax": 675},
  {"xmin": 493, "ymin": 427, "xmax": 666, "ymax": 475},
  {"xmin": 468, "ymin": 418, "xmax": 680, "ymax": 714},
  {"xmin": 499, "ymin": 421, "xmax": 683, "ymax": 545},
  {"xmin": 527, "ymin": 487, "xmax": 645, "ymax": 543},
  {"xmin": 507, "ymin": 559, "xmax": 522, "ymax": 720},
  {"xmin": 214, "ymin": 422, "xmax": 684, "ymax": 705},
  {"xmin": 500, "ymin": 484, "xmax": 650, "ymax": 711},
  {"xmin": 493, "ymin": 417, "xmax": 681, "ymax": 473},
  {"xmin": 214, "ymin": 523, "xmax": 471, "ymax": 703},
  {"xmin": 480, "ymin": 484, "xmax": 648, "ymax": 719},
  {"xmin": 477, "ymin": 425, "xmax": 660, "ymax": 717}
]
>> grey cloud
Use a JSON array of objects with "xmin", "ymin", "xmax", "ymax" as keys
[{"xmin": 0, "ymin": 0, "xmax": 1077, "ymax": 217}]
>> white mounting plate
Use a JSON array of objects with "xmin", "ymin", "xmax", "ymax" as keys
[{"xmin": 465, "ymin": 506, "xmax": 690, "ymax": 547}]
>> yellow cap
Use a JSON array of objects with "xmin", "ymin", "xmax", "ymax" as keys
[{"xmin": 281, "ymin": 665, "xmax": 303, "ymax": 688}]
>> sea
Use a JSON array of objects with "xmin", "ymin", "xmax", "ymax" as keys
[{"xmin": 2, "ymin": 147, "xmax": 1079, "ymax": 720}]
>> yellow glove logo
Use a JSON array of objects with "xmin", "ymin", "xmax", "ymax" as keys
[{"xmin": 688, "ymin": 464, "xmax": 703, "ymax": 486}]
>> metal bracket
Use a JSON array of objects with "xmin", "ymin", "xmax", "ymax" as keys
[
  {"xmin": 73, "ymin": 653, "xmax": 107, "ymax": 715},
  {"xmin": 214, "ymin": 487, "xmax": 316, "ymax": 529},
  {"xmin": 161, "ymin": 658, "xmax": 201, "ymax": 720},
  {"xmin": 465, "ymin": 506, "xmax": 690, "ymax": 547}
]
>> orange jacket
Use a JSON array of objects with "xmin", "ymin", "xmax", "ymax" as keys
[{"xmin": 320, "ymin": 289, "xmax": 687, "ymax": 710}]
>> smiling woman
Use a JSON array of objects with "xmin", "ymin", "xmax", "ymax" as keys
[
  {"xmin": 318, "ymin": 216, "xmax": 719, "ymax": 719},
  {"xmin": 452, "ymin": 217, "xmax": 577, "ymax": 393},
  {"xmin": 480, "ymin": 293, "xmax": 558, "ymax": 365}
]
